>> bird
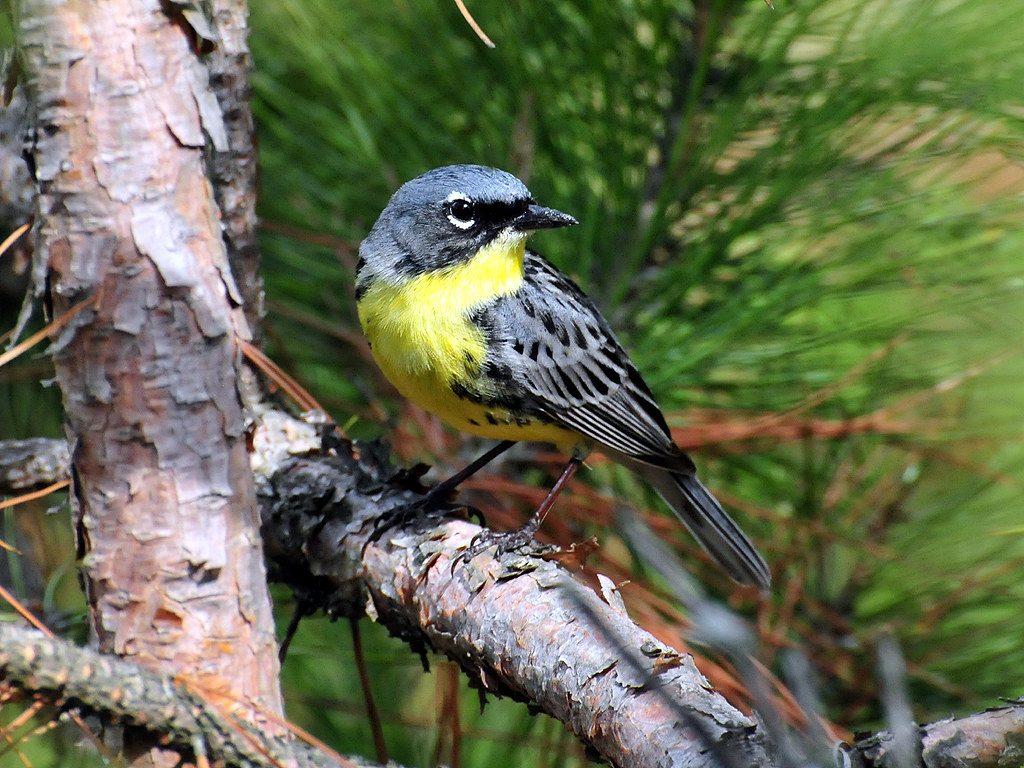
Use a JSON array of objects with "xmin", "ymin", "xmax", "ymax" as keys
[{"xmin": 355, "ymin": 164, "xmax": 770, "ymax": 588}]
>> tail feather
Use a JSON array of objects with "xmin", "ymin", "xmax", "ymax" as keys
[{"xmin": 633, "ymin": 463, "xmax": 771, "ymax": 589}]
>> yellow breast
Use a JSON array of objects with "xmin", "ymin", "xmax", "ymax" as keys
[{"xmin": 357, "ymin": 236, "xmax": 580, "ymax": 450}]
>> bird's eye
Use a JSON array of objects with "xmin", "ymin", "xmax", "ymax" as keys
[{"xmin": 447, "ymin": 198, "xmax": 476, "ymax": 228}]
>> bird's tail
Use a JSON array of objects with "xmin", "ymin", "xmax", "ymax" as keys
[{"xmin": 632, "ymin": 463, "xmax": 771, "ymax": 589}]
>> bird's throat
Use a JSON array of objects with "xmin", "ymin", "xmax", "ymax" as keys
[{"xmin": 357, "ymin": 234, "xmax": 526, "ymax": 381}]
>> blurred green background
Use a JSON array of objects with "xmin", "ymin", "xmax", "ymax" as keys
[{"xmin": 2, "ymin": 0, "xmax": 1023, "ymax": 765}]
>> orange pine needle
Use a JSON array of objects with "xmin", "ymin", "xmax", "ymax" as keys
[
  {"xmin": 0, "ymin": 222, "xmax": 30, "ymax": 260},
  {"xmin": 175, "ymin": 673, "xmax": 358, "ymax": 768},
  {"xmin": 180, "ymin": 680, "xmax": 287, "ymax": 768},
  {"xmin": 0, "ymin": 479, "xmax": 69, "ymax": 515},
  {"xmin": 0, "ymin": 583, "xmax": 53, "ymax": 638},
  {"xmin": 3, "ymin": 699, "xmax": 45, "ymax": 737},
  {"xmin": 0, "ymin": 296, "xmax": 97, "ymax": 370},
  {"xmin": 238, "ymin": 337, "xmax": 334, "ymax": 418},
  {"xmin": 0, "ymin": 480, "xmax": 70, "ymax": 554}
]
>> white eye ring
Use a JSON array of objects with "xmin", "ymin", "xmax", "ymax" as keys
[{"xmin": 445, "ymin": 192, "xmax": 475, "ymax": 229}]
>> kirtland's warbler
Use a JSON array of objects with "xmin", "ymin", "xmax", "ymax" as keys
[{"xmin": 356, "ymin": 165, "xmax": 770, "ymax": 588}]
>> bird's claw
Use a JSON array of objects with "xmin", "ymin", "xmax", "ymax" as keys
[
  {"xmin": 363, "ymin": 488, "xmax": 486, "ymax": 554},
  {"xmin": 450, "ymin": 519, "xmax": 542, "ymax": 574}
]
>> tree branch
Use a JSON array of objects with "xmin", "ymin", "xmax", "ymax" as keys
[
  {"xmin": 846, "ymin": 704, "xmax": 1024, "ymax": 768},
  {"xmin": 0, "ymin": 624, "xmax": 390, "ymax": 768},
  {"xmin": 252, "ymin": 412, "xmax": 773, "ymax": 768},
  {"xmin": 3, "ymin": 423, "xmax": 1023, "ymax": 767},
  {"xmin": 0, "ymin": 437, "xmax": 69, "ymax": 491}
]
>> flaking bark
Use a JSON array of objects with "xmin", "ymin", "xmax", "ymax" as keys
[
  {"xmin": 0, "ymin": 624, "xmax": 395, "ymax": 768},
  {"xmin": 254, "ymin": 412, "xmax": 774, "ymax": 768},
  {"xmin": 204, "ymin": 0, "xmax": 264, "ymax": 338},
  {"xmin": 17, "ymin": 2, "xmax": 284, "ymax": 764},
  {"xmin": 3, "ymin": 426, "xmax": 1024, "ymax": 767}
]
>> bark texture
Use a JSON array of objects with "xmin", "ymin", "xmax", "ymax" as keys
[
  {"xmin": 0, "ymin": 87, "xmax": 33, "ymax": 228},
  {"xmin": 0, "ymin": 437, "xmax": 69, "ymax": 490},
  {"xmin": 3, "ymin": 427, "xmax": 1024, "ymax": 767},
  {"xmin": 17, "ymin": 1, "xmax": 283, "ymax": 761},
  {"xmin": 204, "ymin": 0, "xmax": 264, "ymax": 337},
  {"xmin": 253, "ymin": 412, "xmax": 775, "ymax": 768},
  {"xmin": 0, "ymin": 624, "xmax": 372, "ymax": 768},
  {"xmin": 847, "ymin": 706, "xmax": 1024, "ymax": 768}
]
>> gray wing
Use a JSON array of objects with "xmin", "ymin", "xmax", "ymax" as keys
[
  {"xmin": 476, "ymin": 252, "xmax": 770, "ymax": 587},
  {"xmin": 477, "ymin": 252, "xmax": 693, "ymax": 471}
]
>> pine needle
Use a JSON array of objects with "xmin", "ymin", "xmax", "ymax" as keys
[
  {"xmin": 0, "ymin": 296, "xmax": 97, "ymax": 369},
  {"xmin": 453, "ymin": 0, "xmax": 495, "ymax": 48},
  {"xmin": 0, "ymin": 222, "xmax": 30, "ymax": 261}
]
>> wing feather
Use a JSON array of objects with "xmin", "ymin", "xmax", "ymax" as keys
[{"xmin": 479, "ymin": 252, "xmax": 687, "ymax": 468}]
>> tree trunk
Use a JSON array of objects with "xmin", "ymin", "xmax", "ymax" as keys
[{"xmin": 17, "ymin": 0, "xmax": 283, "ymax": 763}]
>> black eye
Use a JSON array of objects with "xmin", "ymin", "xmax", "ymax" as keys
[{"xmin": 448, "ymin": 198, "xmax": 475, "ymax": 225}]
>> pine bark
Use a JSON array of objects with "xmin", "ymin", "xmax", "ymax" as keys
[{"xmin": 17, "ymin": 0, "xmax": 283, "ymax": 763}]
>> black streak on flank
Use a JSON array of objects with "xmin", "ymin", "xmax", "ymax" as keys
[
  {"xmin": 354, "ymin": 282, "xmax": 368, "ymax": 301},
  {"xmin": 582, "ymin": 365, "xmax": 610, "ymax": 396},
  {"xmin": 485, "ymin": 412, "xmax": 499, "ymax": 425},
  {"xmin": 522, "ymin": 297, "xmax": 536, "ymax": 318},
  {"xmin": 484, "ymin": 361, "xmax": 514, "ymax": 383},
  {"xmin": 558, "ymin": 370, "xmax": 582, "ymax": 400},
  {"xmin": 573, "ymin": 323, "xmax": 588, "ymax": 346},
  {"xmin": 512, "ymin": 339, "xmax": 525, "ymax": 354},
  {"xmin": 452, "ymin": 381, "xmax": 484, "ymax": 404},
  {"xmin": 528, "ymin": 340, "xmax": 542, "ymax": 360},
  {"xmin": 540, "ymin": 312, "xmax": 557, "ymax": 335}
]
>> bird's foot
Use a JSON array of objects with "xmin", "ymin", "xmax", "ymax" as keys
[
  {"xmin": 365, "ymin": 483, "xmax": 485, "ymax": 550},
  {"xmin": 451, "ymin": 518, "xmax": 546, "ymax": 572}
]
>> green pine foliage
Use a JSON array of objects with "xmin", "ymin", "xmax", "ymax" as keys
[
  {"xmin": 0, "ymin": 0, "xmax": 1021, "ymax": 764},
  {"xmin": 250, "ymin": 0, "xmax": 1024, "ymax": 757}
]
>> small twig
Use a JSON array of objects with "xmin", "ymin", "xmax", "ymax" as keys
[
  {"xmin": 278, "ymin": 601, "xmax": 309, "ymax": 664},
  {"xmin": 350, "ymin": 617, "xmax": 388, "ymax": 764}
]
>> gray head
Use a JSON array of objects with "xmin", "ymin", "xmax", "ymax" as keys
[{"xmin": 357, "ymin": 165, "xmax": 576, "ymax": 287}]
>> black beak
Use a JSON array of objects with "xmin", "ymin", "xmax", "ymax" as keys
[{"xmin": 513, "ymin": 203, "xmax": 578, "ymax": 231}]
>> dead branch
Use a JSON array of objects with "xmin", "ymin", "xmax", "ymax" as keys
[
  {"xmin": 0, "ymin": 437, "xmax": 69, "ymax": 491},
  {"xmin": 252, "ymin": 411, "xmax": 774, "ymax": 768},
  {"xmin": 3, "ymin": 422, "xmax": 1023, "ymax": 767},
  {"xmin": 845, "ymin": 703, "xmax": 1024, "ymax": 767},
  {"xmin": 0, "ymin": 623, "xmax": 391, "ymax": 768}
]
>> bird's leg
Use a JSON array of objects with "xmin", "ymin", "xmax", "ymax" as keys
[
  {"xmin": 453, "ymin": 455, "xmax": 583, "ymax": 568},
  {"xmin": 423, "ymin": 439, "xmax": 517, "ymax": 506},
  {"xmin": 367, "ymin": 440, "xmax": 517, "ymax": 547},
  {"xmin": 517, "ymin": 455, "xmax": 582, "ymax": 538}
]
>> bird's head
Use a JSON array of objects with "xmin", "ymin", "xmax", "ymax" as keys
[{"xmin": 357, "ymin": 165, "xmax": 577, "ymax": 283}]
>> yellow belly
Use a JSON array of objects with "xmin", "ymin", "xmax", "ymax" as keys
[{"xmin": 357, "ymin": 236, "xmax": 581, "ymax": 451}]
